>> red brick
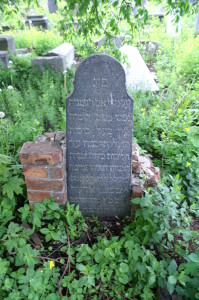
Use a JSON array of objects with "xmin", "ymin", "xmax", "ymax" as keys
[
  {"xmin": 20, "ymin": 141, "xmax": 62, "ymax": 166},
  {"xmin": 26, "ymin": 179, "xmax": 63, "ymax": 191},
  {"xmin": 23, "ymin": 167, "xmax": 48, "ymax": 179},
  {"xmin": 27, "ymin": 191, "xmax": 51, "ymax": 202},
  {"xmin": 52, "ymin": 192, "xmax": 66, "ymax": 203},
  {"xmin": 132, "ymin": 160, "xmax": 141, "ymax": 173},
  {"xmin": 50, "ymin": 168, "xmax": 64, "ymax": 179},
  {"xmin": 131, "ymin": 185, "xmax": 143, "ymax": 198}
]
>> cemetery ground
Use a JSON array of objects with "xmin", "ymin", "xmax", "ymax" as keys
[{"xmin": 0, "ymin": 10, "xmax": 199, "ymax": 300}]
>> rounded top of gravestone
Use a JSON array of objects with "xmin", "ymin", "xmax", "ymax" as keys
[
  {"xmin": 0, "ymin": 36, "xmax": 14, "ymax": 41},
  {"xmin": 72, "ymin": 54, "xmax": 130, "ymax": 100}
]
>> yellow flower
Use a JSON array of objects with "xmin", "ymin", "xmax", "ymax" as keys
[
  {"xmin": 141, "ymin": 108, "xmax": 145, "ymax": 112},
  {"xmin": 170, "ymin": 139, "xmax": 172, "ymax": 142},
  {"xmin": 37, "ymin": 121, "xmax": 40, "ymax": 125},
  {"xmin": 185, "ymin": 127, "xmax": 190, "ymax": 132},
  {"xmin": 19, "ymin": 103, "xmax": 22, "ymax": 107},
  {"xmin": 142, "ymin": 112, "xmax": 145, "ymax": 116},
  {"xmin": 187, "ymin": 162, "xmax": 191, "ymax": 167},
  {"xmin": 49, "ymin": 261, "xmax": 55, "ymax": 269}
]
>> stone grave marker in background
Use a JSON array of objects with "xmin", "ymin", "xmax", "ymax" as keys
[
  {"xmin": 48, "ymin": 0, "xmax": 58, "ymax": 13},
  {"xmin": 120, "ymin": 45, "xmax": 159, "ymax": 92},
  {"xmin": 66, "ymin": 54, "xmax": 134, "ymax": 218},
  {"xmin": 0, "ymin": 36, "xmax": 16, "ymax": 55},
  {"xmin": 25, "ymin": 15, "xmax": 50, "ymax": 30},
  {"xmin": 45, "ymin": 43, "xmax": 75, "ymax": 68}
]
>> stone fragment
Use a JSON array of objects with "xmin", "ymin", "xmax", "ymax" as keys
[
  {"xmin": 45, "ymin": 43, "xmax": 75, "ymax": 68},
  {"xmin": 120, "ymin": 45, "xmax": 159, "ymax": 92},
  {"xmin": 54, "ymin": 131, "xmax": 66, "ymax": 142},
  {"xmin": 32, "ymin": 56, "xmax": 66, "ymax": 73}
]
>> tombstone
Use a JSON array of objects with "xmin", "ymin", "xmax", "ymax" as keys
[
  {"xmin": 0, "ymin": 51, "xmax": 9, "ymax": 68},
  {"xmin": 45, "ymin": 43, "xmax": 75, "ymax": 68},
  {"xmin": 120, "ymin": 45, "xmax": 159, "ymax": 92},
  {"xmin": 0, "ymin": 36, "xmax": 16, "ymax": 55},
  {"xmin": 149, "ymin": 13, "xmax": 165, "ymax": 22},
  {"xmin": 66, "ymin": 54, "xmax": 134, "ymax": 218},
  {"xmin": 48, "ymin": 0, "xmax": 58, "ymax": 13},
  {"xmin": 25, "ymin": 15, "xmax": 50, "ymax": 30},
  {"xmin": 95, "ymin": 35, "xmax": 125, "ymax": 49},
  {"xmin": 32, "ymin": 56, "xmax": 66, "ymax": 72}
]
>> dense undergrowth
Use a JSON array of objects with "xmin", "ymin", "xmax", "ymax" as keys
[{"xmin": 0, "ymin": 15, "xmax": 199, "ymax": 299}]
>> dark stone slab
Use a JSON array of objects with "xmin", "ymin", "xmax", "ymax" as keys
[
  {"xmin": 66, "ymin": 54, "xmax": 134, "ymax": 218},
  {"xmin": 0, "ymin": 51, "xmax": 9, "ymax": 68},
  {"xmin": 25, "ymin": 15, "xmax": 50, "ymax": 30},
  {"xmin": 0, "ymin": 36, "xmax": 16, "ymax": 55}
]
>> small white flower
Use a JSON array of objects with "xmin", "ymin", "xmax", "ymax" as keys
[
  {"xmin": 0, "ymin": 112, "xmax": 5, "ymax": 118},
  {"xmin": 29, "ymin": 20, "xmax": 32, "ymax": 24},
  {"xmin": 0, "ymin": 88, "xmax": 2, "ymax": 93},
  {"xmin": 7, "ymin": 86, "xmax": 13, "ymax": 90},
  {"xmin": 9, "ymin": 60, "xmax": 13, "ymax": 65}
]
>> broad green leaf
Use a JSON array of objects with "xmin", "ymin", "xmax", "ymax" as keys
[
  {"xmin": 40, "ymin": 228, "xmax": 49, "ymax": 235},
  {"xmin": 168, "ymin": 259, "xmax": 177, "ymax": 275},
  {"xmin": 168, "ymin": 275, "xmax": 177, "ymax": 284},
  {"xmin": 119, "ymin": 273, "xmax": 129, "ymax": 284},
  {"xmin": 88, "ymin": 275, "xmax": 95, "ymax": 286},
  {"xmin": 188, "ymin": 253, "xmax": 199, "ymax": 263}
]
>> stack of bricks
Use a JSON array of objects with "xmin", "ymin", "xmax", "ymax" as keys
[
  {"xmin": 20, "ymin": 132, "xmax": 160, "ymax": 208},
  {"xmin": 20, "ymin": 133, "xmax": 66, "ymax": 207},
  {"xmin": 131, "ymin": 144, "xmax": 160, "ymax": 198}
]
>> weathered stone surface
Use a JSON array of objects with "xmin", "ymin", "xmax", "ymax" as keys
[
  {"xmin": 66, "ymin": 54, "xmax": 134, "ymax": 218},
  {"xmin": 54, "ymin": 131, "xmax": 66, "ymax": 142},
  {"xmin": 120, "ymin": 45, "xmax": 159, "ymax": 92},
  {"xmin": 25, "ymin": 15, "xmax": 50, "ymax": 30},
  {"xmin": 0, "ymin": 36, "xmax": 16, "ymax": 55},
  {"xmin": 45, "ymin": 43, "xmax": 75, "ymax": 68},
  {"xmin": 32, "ymin": 56, "xmax": 66, "ymax": 73},
  {"xmin": 95, "ymin": 35, "xmax": 124, "ymax": 49},
  {"xmin": 0, "ymin": 51, "xmax": 9, "ymax": 68}
]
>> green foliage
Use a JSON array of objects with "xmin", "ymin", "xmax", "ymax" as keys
[
  {"xmin": 0, "ymin": 64, "xmax": 74, "ymax": 155},
  {"xmin": 11, "ymin": 28, "xmax": 64, "ymax": 56},
  {"xmin": 0, "ymin": 154, "xmax": 24, "ymax": 207}
]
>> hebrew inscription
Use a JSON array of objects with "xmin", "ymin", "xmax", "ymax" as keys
[{"xmin": 66, "ymin": 54, "xmax": 134, "ymax": 218}]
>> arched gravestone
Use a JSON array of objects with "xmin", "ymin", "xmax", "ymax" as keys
[{"xmin": 66, "ymin": 54, "xmax": 134, "ymax": 218}]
